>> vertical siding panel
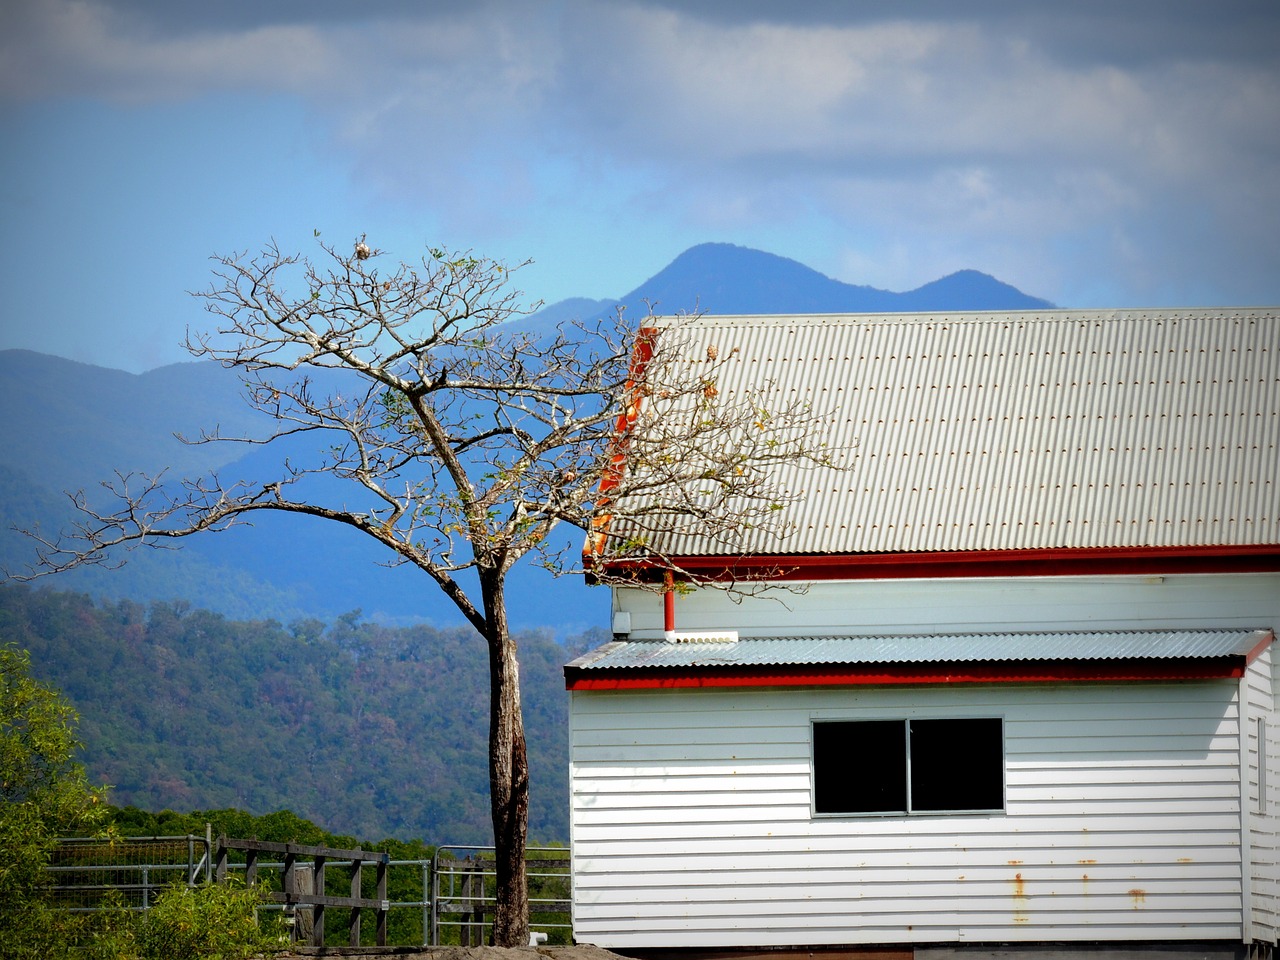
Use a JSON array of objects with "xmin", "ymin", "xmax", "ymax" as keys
[{"xmin": 1248, "ymin": 648, "xmax": 1278, "ymax": 941}]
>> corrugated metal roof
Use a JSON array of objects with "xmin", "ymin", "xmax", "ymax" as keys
[
  {"xmin": 566, "ymin": 628, "xmax": 1273, "ymax": 671},
  {"xmin": 615, "ymin": 309, "xmax": 1280, "ymax": 557}
]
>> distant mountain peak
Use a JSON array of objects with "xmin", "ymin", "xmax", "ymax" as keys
[
  {"xmin": 529, "ymin": 244, "xmax": 1052, "ymax": 331},
  {"xmin": 907, "ymin": 268, "xmax": 1054, "ymax": 311},
  {"xmin": 667, "ymin": 241, "xmax": 813, "ymax": 270},
  {"xmin": 610, "ymin": 243, "xmax": 1053, "ymax": 318}
]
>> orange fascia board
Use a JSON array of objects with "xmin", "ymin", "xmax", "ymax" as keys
[{"xmin": 583, "ymin": 326, "xmax": 659, "ymax": 564}]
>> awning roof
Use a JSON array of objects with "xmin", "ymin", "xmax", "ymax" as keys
[{"xmin": 564, "ymin": 628, "xmax": 1274, "ymax": 690}]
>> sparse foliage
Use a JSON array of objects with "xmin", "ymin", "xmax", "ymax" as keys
[{"xmin": 13, "ymin": 238, "xmax": 833, "ymax": 944}]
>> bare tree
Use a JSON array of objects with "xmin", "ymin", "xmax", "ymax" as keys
[{"xmin": 15, "ymin": 238, "xmax": 834, "ymax": 945}]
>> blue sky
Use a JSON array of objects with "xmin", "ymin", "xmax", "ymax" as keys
[{"xmin": 2, "ymin": 0, "xmax": 1278, "ymax": 373}]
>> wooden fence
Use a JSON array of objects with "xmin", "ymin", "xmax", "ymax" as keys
[
  {"xmin": 52, "ymin": 835, "xmax": 571, "ymax": 946},
  {"xmin": 214, "ymin": 835, "xmax": 390, "ymax": 947}
]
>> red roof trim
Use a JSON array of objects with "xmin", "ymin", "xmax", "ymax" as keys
[
  {"xmin": 584, "ymin": 328, "xmax": 658, "ymax": 563},
  {"xmin": 596, "ymin": 544, "xmax": 1280, "ymax": 584},
  {"xmin": 1245, "ymin": 630, "xmax": 1274, "ymax": 665},
  {"xmin": 565, "ymin": 657, "xmax": 1253, "ymax": 691}
]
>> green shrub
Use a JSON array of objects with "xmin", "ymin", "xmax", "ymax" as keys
[
  {"xmin": 0, "ymin": 646, "xmax": 110, "ymax": 959},
  {"xmin": 134, "ymin": 879, "xmax": 286, "ymax": 960}
]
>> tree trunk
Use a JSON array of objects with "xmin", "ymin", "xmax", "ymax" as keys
[{"xmin": 481, "ymin": 570, "xmax": 530, "ymax": 947}]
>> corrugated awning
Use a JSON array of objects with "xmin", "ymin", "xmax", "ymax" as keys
[{"xmin": 564, "ymin": 628, "xmax": 1274, "ymax": 690}]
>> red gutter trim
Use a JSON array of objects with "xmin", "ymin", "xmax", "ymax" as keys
[
  {"xmin": 597, "ymin": 544, "xmax": 1280, "ymax": 583},
  {"xmin": 565, "ymin": 657, "xmax": 1254, "ymax": 691},
  {"xmin": 1244, "ymin": 630, "xmax": 1274, "ymax": 665}
]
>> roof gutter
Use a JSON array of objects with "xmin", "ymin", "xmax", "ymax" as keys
[{"xmin": 565, "ymin": 652, "xmax": 1269, "ymax": 691}]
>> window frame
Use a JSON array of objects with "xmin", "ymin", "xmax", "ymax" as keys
[{"xmin": 810, "ymin": 715, "xmax": 1007, "ymax": 818}]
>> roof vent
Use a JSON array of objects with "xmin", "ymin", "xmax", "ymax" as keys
[{"xmin": 665, "ymin": 630, "xmax": 739, "ymax": 644}]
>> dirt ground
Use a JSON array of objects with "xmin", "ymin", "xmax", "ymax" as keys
[{"xmin": 279, "ymin": 945, "xmax": 636, "ymax": 960}]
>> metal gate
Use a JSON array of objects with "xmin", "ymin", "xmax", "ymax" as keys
[
  {"xmin": 46, "ymin": 833, "xmax": 212, "ymax": 911},
  {"xmin": 430, "ymin": 845, "xmax": 570, "ymax": 946}
]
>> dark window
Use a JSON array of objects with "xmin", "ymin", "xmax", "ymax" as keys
[
  {"xmin": 814, "ymin": 719, "xmax": 905, "ymax": 813},
  {"xmin": 813, "ymin": 717, "xmax": 1004, "ymax": 815}
]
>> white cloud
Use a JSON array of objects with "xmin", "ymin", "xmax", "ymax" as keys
[
  {"xmin": 0, "ymin": 0, "xmax": 334, "ymax": 101},
  {"xmin": 8, "ymin": 0, "xmax": 1274, "ymax": 195},
  {"xmin": 2, "ymin": 0, "xmax": 1277, "ymax": 307}
]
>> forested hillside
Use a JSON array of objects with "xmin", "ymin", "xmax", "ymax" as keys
[{"xmin": 0, "ymin": 584, "xmax": 602, "ymax": 844}]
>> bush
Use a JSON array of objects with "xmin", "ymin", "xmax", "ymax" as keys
[
  {"xmin": 0, "ymin": 649, "xmax": 285, "ymax": 959},
  {"xmin": 134, "ymin": 879, "xmax": 287, "ymax": 960},
  {"xmin": 0, "ymin": 645, "xmax": 109, "ymax": 958}
]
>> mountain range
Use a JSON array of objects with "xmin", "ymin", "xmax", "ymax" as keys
[{"xmin": 0, "ymin": 242, "xmax": 1053, "ymax": 631}]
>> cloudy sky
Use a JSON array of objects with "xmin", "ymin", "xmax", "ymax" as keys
[{"xmin": 2, "ymin": 0, "xmax": 1278, "ymax": 372}]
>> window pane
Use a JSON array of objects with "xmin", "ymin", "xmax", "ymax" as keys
[
  {"xmin": 814, "ymin": 720, "xmax": 906, "ymax": 813},
  {"xmin": 910, "ymin": 718, "xmax": 1004, "ymax": 812}
]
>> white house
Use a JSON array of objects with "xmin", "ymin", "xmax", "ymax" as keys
[{"xmin": 566, "ymin": 309, "xmax": 1280, "ymax": 957}]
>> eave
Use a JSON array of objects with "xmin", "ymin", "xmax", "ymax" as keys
[
  {"xmin": 565, "ymin": 657, "xmax": 1262, "ymax": 690},
  {"xmin": 589, "ymin": 543, "xmax": 1280, "ymax": 585}
]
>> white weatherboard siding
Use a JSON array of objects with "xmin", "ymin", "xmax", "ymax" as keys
[
  {"xmin": 570, "ymin": 681, "xmax": 1247, "ymax": 947},
  {"xmin": 614, "ymin": 572, "xmax": 1280, "ymax": 641}
]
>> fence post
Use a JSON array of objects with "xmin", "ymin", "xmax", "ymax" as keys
[
  {"xmin": 215, "ymin": 835, "xmax": 228, "ymax": 884},
  {"xmin": 429, "ymin": 857, "xmax": 439, "ymax": 946},
  {"xmin": 423, "ymin": 861, "xmax": 431, "ymax": 946},
  {"xmin": 462, "ymin": 857, "xmax": 474, "ymax": 946},
  {"xmin": 348, "ymin": 858, "xmax": 362, "ymax": 947},
  {"xmin": 377, "ymin": 856, "xmax": 389, "ymax": 947},
  {"xmin": 292, "ymin": 863, "xmax": 314, "ymax": 944},
  {"xmin": 312, "ymin": 854, "xmax": 326, "ymax": 947},
  {"xmin": 462, "ymin": 856, "xmax": 487, "ymax": 946},
  {"xmin": 283, "ymin": 851, "xmax": 298, "ymax": 941}
]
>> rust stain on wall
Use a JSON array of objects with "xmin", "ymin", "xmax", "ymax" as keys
[
  {"xmin": 1129, "ymin": 888, "xmax": 1147, "ymax": 908},
  {"xmin": 1012, "ymin": 871, "xmax": 1028, "ymax": 923}
]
